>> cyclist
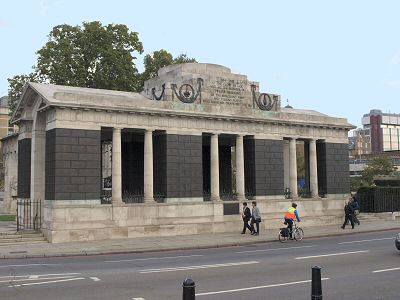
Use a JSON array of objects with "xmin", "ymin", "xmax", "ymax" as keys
[{"xmin": 284, "ymin": 203, "xmax": 301, "ymax": 239}]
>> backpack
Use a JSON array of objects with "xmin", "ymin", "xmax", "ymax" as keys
[{"xmin": 280, "ymin": 228, "xmax": 289, "ymax": 237}]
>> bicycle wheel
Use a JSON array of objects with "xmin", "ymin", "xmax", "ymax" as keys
[
  {"xmin": 279, "ymin": 230, "xmax": 288, "ymax": 243},
  {"xmin": 294, "ymin": 228, "xmax": 304, "ymax": 241}
]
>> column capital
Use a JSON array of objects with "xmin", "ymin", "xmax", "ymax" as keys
[{"xmin": 144, "ymin": 128, "xmax": 155, "ymax": 133}]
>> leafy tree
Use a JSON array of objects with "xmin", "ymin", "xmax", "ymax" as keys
[
  {"xmin": 7, "ymin": 22, "xmax": 197, "ymax": 118},
  {"xmin": 173, "ymin": 53, "xmax": 197, "ymax": 64},
  {"xmin": 35, "ymin": 21, "xmax": 144, "ymax": 92},
  {"xmin": 139, "ymin": 50, "xmax": 197, "ymax": 90},
  {"xmin": 7, "ymin": 73, "xmax": 38, "ymax": 119},
  {"xmin": 361, "ymin": 156, "xmax": 396, "ymax": 186},
  {"xmin": 140, "ymin": 49, "xmax": 174, "ymax": 86}
]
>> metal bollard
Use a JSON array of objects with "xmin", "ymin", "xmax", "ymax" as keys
[
  {"xmin": 182, "ymin": 278, "xmax": 195, "ymax": 300},
  {"xmin": 311, "ymin": 266, "xmax": 322, "ymax": 300}
]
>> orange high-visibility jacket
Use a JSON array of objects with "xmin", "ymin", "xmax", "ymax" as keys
[{"xmin": 285, "ymin": 207, "xmax": 297, "ymax": 220}]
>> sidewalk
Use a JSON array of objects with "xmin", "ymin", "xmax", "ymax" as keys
[{"xmin": 1, "ymin": 220, "xmax": 400, "ymax": 259}]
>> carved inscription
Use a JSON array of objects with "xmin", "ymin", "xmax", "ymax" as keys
[{"xmin": 207, "ymin": 77, "xmax": 247, "ymax": 106}]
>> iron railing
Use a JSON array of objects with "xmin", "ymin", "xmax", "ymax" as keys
[
  {"xmin": 357, "ymin": 187, "xmax": 400, "ymax": 213},
  {"xmin": 16, "ymin": 199, "xmax": 41, "ymax": 231}
]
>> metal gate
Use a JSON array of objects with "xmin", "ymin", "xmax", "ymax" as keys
[{"xmin": 16, "ymin": 199, "xmax": 42, "ymax": 231}]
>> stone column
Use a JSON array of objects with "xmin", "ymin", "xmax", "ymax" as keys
[
  {"xmin": 210, "ymin": 133, "xmax": 220, "ymax": 202},
  {"xmin": 309, "ymin": 139, "xmax": 319, "ymax": 198},
  {"xmin": 112, "ymin": 127, "xmax": 123, "ymax": 204},
  {"xmin": 236, "ymin": 134, "xmax": 245, "ymax": 201},
  {"xmin": 144, "ymin": 129, "xmax": 155, "ymax": 203},
  {"xmin": 283, "ymin": 140, "xmax": 290, "ymax": 189},
  {"xmin": 289, "ymin": 138, "xmax": 298, "ymax": 198}
]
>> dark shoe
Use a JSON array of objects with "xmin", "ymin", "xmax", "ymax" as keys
[
  {"xmin": 254, "ymin": 232, "xmax": 259, "ymax": 236},
  {"xmin": 241, "ymin": 232, "xmax": 245, "ymax": 234},
  {"xmin": 352, "ymin": 227, "xmax": 354, "ymax": 229},
  {"xmin": 341, "ymin": 226, "xmax": 345, "ymax": 229},
  {"xmin": 251, "ymin": 232, "xmax": 256, "ymax": 235}
]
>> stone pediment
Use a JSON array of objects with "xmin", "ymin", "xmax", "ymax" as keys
[{"xmin": 142, "ymin": 63, "xmax": 281, "ymax": 111}]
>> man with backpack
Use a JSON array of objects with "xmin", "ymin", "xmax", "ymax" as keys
[{"xmin": 351, "ymin": 197, "xmax": 360, "ymax": 226}]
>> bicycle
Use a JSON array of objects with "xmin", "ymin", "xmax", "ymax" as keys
[{"xmin": 279, "ymin": 220, "xmax": 304, "ymax": 243}]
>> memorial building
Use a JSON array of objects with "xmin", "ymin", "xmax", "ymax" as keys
[{"xmin": 5, "ymin": 63, "xmax": 354, "ymax": 242}]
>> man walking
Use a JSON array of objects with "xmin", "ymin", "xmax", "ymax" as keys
[
  {"xmin": 241, "ymin": 202, "xmax": 252, "ymax": 234},
  {"xmin": 341, "ymin": 201, "xmax": 355, "ymax": 229},
  {"xmin": 351, "ymin": 197, "xmax": 360, "ymax": 226}
]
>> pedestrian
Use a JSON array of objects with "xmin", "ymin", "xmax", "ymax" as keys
[
  {"xmin": 250, "ymin": 201, "xmax": 262, "ymax": 236},
  {"xmin": 284, "ymin": 203, "xmax": 301, "ymax": 239},
  {"xmin": 241, "ymin": 202, "xmax": 252, "ymax": 234},
  {"xmin": 350, "ymin": 197, "xmax": 360, "ymax": 226},
  {"xmin": 341, "ymin": 201, "xmax": 354, "ymax": 229}
]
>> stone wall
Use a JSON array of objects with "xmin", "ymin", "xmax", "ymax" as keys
[
  {"xmin": 165, "ymin": 134, "xmax": 203, "ymax": 199},
  {"xmin": 45, "ymin": 128, "xmax": 101, "ymax": 200},
  {"xmin": 317, "ymin": 142, "xmax": 350, "ymax": 195},
  {"xmin": 42, "ymin": 197, "xmax": 346, "ymax": 243},
  {"xmin": 244, "ymin": 139, "xmax": 284, "ymax": 197},
  {"xmin": 17, "ymin": 138, "xmax": 31, "ymax": 198}
]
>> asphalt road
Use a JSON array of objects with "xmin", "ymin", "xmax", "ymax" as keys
[{"xmin": 0, "ymin": 230, "xmax": 399, "ymax": 300}]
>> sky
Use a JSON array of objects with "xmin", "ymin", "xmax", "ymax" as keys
[{"xmin": 1, "ymin": 0, "xmax": 400, "ymax": 127}]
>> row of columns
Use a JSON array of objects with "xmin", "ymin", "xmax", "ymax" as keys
[
  {"xmin": 288, "ymin": 138, "xmax": 319, "ymax": 198},
  {"xmin": 111, "ymin": 129, "xmax": 319, "ymax": 204}
]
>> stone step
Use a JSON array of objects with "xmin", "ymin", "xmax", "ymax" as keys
[{"xmin": 0, "ymin": 232, "xmax": 46, "ymax": 245}]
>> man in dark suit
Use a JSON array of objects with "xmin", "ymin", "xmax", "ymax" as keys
[{"xmin": 241, "ymin": 202, "xmax": 253, "ymax": 234}]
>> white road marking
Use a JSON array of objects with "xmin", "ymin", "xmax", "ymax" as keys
[
  {"xmin": 9, "ymin": 277, "xmax": 85, "ymax": 287},
  {"xmin": 295, "ymin": 250, "xmax": 369, "ymax": 260},
  {"xmin": 0, "ymin": 275, "xmax": 76, "ymax": 284},
  {"xmin": 338, "ymin": 237, "xmax": 394, "ymax": 244},
  {"xmin": 236, "ymin": 245, "xmax": 314, "ymax": 254},
  {"xmin": 373, "ymin": 267, "xmax": 400, "ymax": 273},
  {"xmin": 139, "ymin": 261, "xmax": 259, "ymax": 274},
  {"xmin": 105, "ymin": 254, "xmax": 203, "ymax": 263},
  {"xmin": 0, "ymin": 273, "xmax": 81, "ymax": 279},
  {"xmin": 196, "ymin": 278, "xmax": 330, "ymax": 296},
  {"xmin": 29, "ymin": 275, "xmax": 39, "ymax": 279},
  {"xmin": 90, "ymin": 277, "xmax": 101, "ymax": 281},
  {"xmin": 0, "ymin": 263, "xmax": 61, "ymax": 268},
  {"xmin": 132, "ymin": 298, "xmax": 146, "ymax": 300}
]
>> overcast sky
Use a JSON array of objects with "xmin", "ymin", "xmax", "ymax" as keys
[{"xmin": 1, "ymin": 0, "xmax": 400, "ymax": 127}]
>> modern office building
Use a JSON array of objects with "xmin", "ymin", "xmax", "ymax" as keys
[{"xmin": 362, "ymin": 109, "xmax": 400, "ymax": 153}]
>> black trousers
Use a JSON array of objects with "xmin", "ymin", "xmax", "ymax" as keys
[
  {"xmin": 285, "ymin": 218, "xmax": 293, "ymax": 238},
  {"xmin": 242, "ymin": 220, "xmax": 252, "ymax": 233},
  {"xmin": 342, "ymin": 214, "xmax": 354, "ymax": 228},
  {"xmin": 250, "ymin": 218, "xmax": 260, "ymax": 233}
]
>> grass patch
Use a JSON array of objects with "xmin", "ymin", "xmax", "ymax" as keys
[{"xmin": 0, "ymin": 215, "xmax": 15, "ymax": 221}]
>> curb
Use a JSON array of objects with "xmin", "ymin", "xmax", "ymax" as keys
[{"xmin": 1, "ymin": 226, "xmax": 400, "ymax": 260}]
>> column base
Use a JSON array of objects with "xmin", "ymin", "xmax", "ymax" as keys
[
  {"xmin": 144, "ymin": 197, "xmax": 156, "ymax": 203},
  {"xmin": 211, "ymin": 196, "xmax": 221, "ymax": 202}
]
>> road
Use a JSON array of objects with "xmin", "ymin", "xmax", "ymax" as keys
[{"xmin": 0, "ymin": 230, "xmax": 399, "ymax": 300}]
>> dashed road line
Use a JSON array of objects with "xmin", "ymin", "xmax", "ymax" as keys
[
  {"xmin": 372, "ymin": 267, "xmax": 400, "ymax": 273},
  {"xmin": 139, "ymin": 261, "xmax": 259, "ymax": 274},
  {"xmin": 236, "ymin": 245, "xmax": 314, "ymax": 254},
  {"xmin": 90, "ymin": 277, "xmax": 101, "ymax": 281},
  {"xmin": 338, "ymin": 237, "xmax": 394, "ymax": 245},
  {"xmin": 105, "ymin": 254, "xmax": 203, "ymax": 263},
  {"xmin": 196, "ymin": 278, "xmax": 330, "ymax": 296},
  {"xmin": 9, "ymin": 277, "xmax": 85, "ymax": 287},
  {"xmin": 295, "ymin": 250, "xmax": 369, "ymax": 260}
]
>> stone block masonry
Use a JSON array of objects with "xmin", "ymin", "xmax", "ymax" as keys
[
  {"xmin": 165, "ymin": 134, "xmax": 203, "ymax": 199},
  {"xmin": 245, "ymin": 139, "xmax": 284, "ymax": 197},
  {"xmin": 45, "ymin": 128, "xmax": 101, "ymax": 200},
  {"xmin": 17, "ymin": 138, "xmax": 31, "ymax": 198},
  {"xmin": 317, "ymin": 142, "xmax": 350, "ymax": 195}
]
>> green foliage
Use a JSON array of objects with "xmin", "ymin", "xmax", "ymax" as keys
[
  {"xmin": 7, "ymin": 22, "xmax": 196, "ymax": 118},
  {"xmin": 361, "ymin": 156, "xmax": 396, "ymax": 186},
  {"xmin": 36, "ymin": 21, "xmax": 144, "ymax": 92},
  {"xmin": 139, "ymin": 49, "xmax": 196, "ymax": 90},
  {"xmin": 7, "ymin": 73, "xmax": 38, "ymax": 121}
]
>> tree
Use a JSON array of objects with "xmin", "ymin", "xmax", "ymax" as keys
[
  {"xmin": 7, "ymin": 22, "xmax": 197, "ymax": 118},
  {"xmin": 139, "ymin": 49, "xmax": 197, "ymax": 90},
  {"xmin": 35, "ymin": 21, "xmax": 144, "ymax": 92},
  {"xmin": 7, "ymin": 73, "xmax": 38, "ymax": 119},
  {"xmin": 361, "ymin": 156, "xmax": 396, "ymax": 186}
]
